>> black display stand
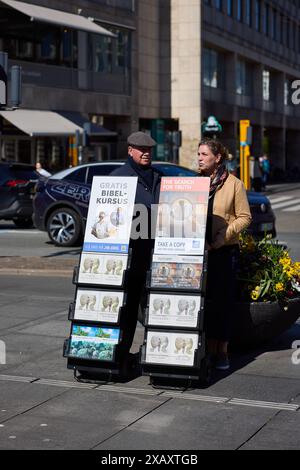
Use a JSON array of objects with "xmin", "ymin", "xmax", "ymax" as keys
[
  {"xmin": 63, "ymin": 249, "xmax": 139, "ymax": 383},
  {"xmin": 140, "ymin": 251, "xmax": 211, "ymax": 389}
]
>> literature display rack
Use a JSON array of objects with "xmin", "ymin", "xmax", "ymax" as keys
[
  {"xmin": 140, "ymin": 176, "xmax": 211, "ymax": 387},
  {"xmin": 63, "ymin": 176, "xmax": 138, "ymax": 381}
]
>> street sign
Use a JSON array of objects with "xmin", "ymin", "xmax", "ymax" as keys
[{"xmin": 202, "ymin": 116, "xmax": 222, "ymax": 135}]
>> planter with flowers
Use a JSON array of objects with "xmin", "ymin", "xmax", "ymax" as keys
[{"xmin": 230, "ymin": 234, "xmax": 300, "ymax": 350}]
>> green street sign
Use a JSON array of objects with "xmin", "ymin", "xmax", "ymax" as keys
[{"xmin": 202, "ymin": 116, "xmax": 222, "ymax": 134}]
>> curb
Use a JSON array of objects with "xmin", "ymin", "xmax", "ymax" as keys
[
  {"xmin": 0, "ymin": 269, "xmax": 73, "ymax": 277},
  {"xmin": 0, "ymin": 257, "xmax": 76, "ymax": 276}
]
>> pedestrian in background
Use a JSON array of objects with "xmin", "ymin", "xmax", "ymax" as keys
[
  {"xmin": 36, "ymin": 161, "xmax": 51, "ymax": 178},
  {"xmin": 226, "ymin": 153, "xmax": 237, "ymax": 176},
  {"xmin": 198, "ymin": 139, "xmax": 252, "ymax": 370},
  {"xmin": 250, "ymin": 156, "xmax": 263, "ymax": 192},
  {"xmin": 261, "ymin": 154, "xmax": 271, "ymax": 189}
]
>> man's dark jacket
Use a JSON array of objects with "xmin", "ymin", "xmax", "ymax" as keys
[
  {"xmin": 110, "ymin": 158, "xmax": 161, "ymax": 272},
  {"xmin": 110, "ymin": 159, "xmax": 161, "ymax": 208}
]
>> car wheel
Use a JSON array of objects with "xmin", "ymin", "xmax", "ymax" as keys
[
  {"xmin": 13, "ymin": 218, "xmax": 33, "ymax": 229},
  {"xmin": 47, "ymin": 208, "xmax": 82, "ymax": 247}
]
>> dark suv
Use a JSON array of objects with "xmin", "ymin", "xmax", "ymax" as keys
[
  {"xmin": 0, "ymin": 162, "xmax": 39, "ymax": 228},
  {"xmin": 33, "ymin": 161, "xmax": 276, "ymax": 246}
]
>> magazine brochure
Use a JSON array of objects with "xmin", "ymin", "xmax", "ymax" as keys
[
  {"xmin": 145, "ymin": 330, "xmax": 199, "ymax": 367},
  {"xmin": 83, "ymin": 176, "xmax": 137, "ymax": 254},
  {"xmin": 148, "ymin": 293, "xmax": 201, "ymax": 328},
  {"xmin": 151, "ymin": 254, "xmax": 203, "ymax": 290},
  {"xmin": 78, "ymin": 252, "xmax": 128, "ymax": 286},
  {"xmin": 154, "ymin": 177, "xmax": 210, "ymax": 255},
  {"xmin": 68, "ymin": 325, "xmax": 120, "ymax": 362},
  {"xmin": 74, "ymin": 289, "xmax": 124, "ymax": 323}
]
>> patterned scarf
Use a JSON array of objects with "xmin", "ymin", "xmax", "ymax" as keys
[{"xmin": 208, "ymin": 164, "xmax": 229, "ymax": 199}]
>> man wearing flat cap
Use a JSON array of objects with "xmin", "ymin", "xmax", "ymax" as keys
[{"xmin": 110, "ymin": 131, "xmax": 161, "ymax": 362}]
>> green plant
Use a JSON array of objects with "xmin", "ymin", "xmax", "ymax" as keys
[{"xmin": 237, "ymin": 233, "xmax": 300, "ymax": 304}]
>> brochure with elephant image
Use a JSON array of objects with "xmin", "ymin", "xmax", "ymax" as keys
[
  {"xmin": 154, "ymin": 177, "xmax": 210, "ymax": 255},
  {"xmin": 147, "ymin": 293, "xmax": 201, "ymax": 328},
  {"xmin": 151, "ymin": 254, "xmax": 203, "ymax": 290},
  {"xmin": 68, "ymin": 325, "xmax": 120, "ymax": 362},
  {"xmin": 83, "ymin": 176, "xmax": 137, "ymax": 254},
  {"xmin": 145, "ymin": 330, "xmax": 200, "ymax": 367},
  {"xmin": 78, "ymin": 252, "xmax": 128, "ymax": 286},
  {"xmin": 74, "ymin": 289, "xmax": 125, "ymax": 323}
]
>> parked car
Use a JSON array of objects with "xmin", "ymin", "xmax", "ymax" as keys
[
  {"xmin": 33, "ymin": 161, "xmax": 276, "ymax": 246},
  {"xmin": 0, "ymin": 162, "xmax": 39, "ymax": 228}
]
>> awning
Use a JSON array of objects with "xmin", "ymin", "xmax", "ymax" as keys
[
  {"xmin": 0, "ymin": 0, "xmax": 116, "ymax": 37},
  {"xmin": 0, "ymin": 109, "xmax": 82, "ymax": 136},
  {"xmin": 58, "ymin": 111, "xmax": 117, "ymax": 137}
]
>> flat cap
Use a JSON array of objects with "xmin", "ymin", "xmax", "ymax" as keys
[{"xmin": 127, "ymin": 131, "xmax": 157, "ymax": 148}]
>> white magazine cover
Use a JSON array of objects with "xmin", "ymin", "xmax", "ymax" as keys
[
  {"xmin": 154, "ymin": 177, "xmax": 210, "ymax": 255},
  {"xmin": 74, "ymin": 289, "xmax": 124, "ymax": 323},
  {"xmin": 78, "ymin": 252, "xmax": 128, "ymax": 286},
  {"xmin": 145, "ymin": 331, "xmax": 200, "ymax": 367},
  {"xmin": 148, "ymin": 293, "xmax": 201, "ymax": 328},
  {"xmin": 151, "ymin": 254, "xmax": 203, "ymax": 290},
  {"xmin": 83, "ymin": 176, "xmax": 137, "ymax": 254}
]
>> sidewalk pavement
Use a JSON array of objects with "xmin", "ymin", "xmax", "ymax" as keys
[{"xmin": 0, "ymin": 273, "xmax": 299, "ymax": 450}]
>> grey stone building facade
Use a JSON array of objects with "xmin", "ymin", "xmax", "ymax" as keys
[
  {"xmin": 1, "ymin": 0, "xmax": 300, "ymax": 174},
  {"xmin": 203, "ymin": 0, "xmax": 300, "ymax": 175}
]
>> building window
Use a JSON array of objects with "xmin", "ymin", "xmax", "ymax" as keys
[
  {"xmin": 236, "ymin": 59, "xmax": 252, "ymax": 95},
  {"xmin": 284, "ymin": 80, "xmax": 289, "ymax": 106},
  {"xmin": 280, "ymin": 14, "xmax": 284, "ymax": 44},
  {"xmin": 263, "ymin": 3, "xmax": 269, "ymax": 36},
  {"xmin": 271, "ymin": 9, "xmax": 276, "ymax": 40},
  {"xmin": 286, "ymin": 20, "xmax": 290, "ymax": 48},
  {"xmin": 93, "ymin": 35, "xmax": 113, "ymax": 73},
  {"xmin": 245, "ymin": 0, "xmax": 252, "ymax": 26},
  {"xmin": 255, "ymin": 0, "xmax": 261, "ymax": 31},
  {"xmin": 215, "ymin": 0, "xmax": 222, "ymax": 10},
  {"xmin": 263, "ymin": 70, "xmax": 270, "ymax": 101},
  {"xmin": 227, "ymin": 0, "xmax": 233, "ymax": 16},
  {"xmin": 203, "ymin": 48, "xmax": 224, "ymax": 89},
  {"xmin": 237, "ymin": 0, "xmax": 243, "ymax": 22}
]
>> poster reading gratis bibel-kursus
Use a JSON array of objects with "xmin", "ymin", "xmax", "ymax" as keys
[
  {"xmin": 154, "ymin": 177, "xmax": 210, "ymax": 255},
  {"xmin": 83, "ymin": 176, "xmax": 138, "ymax": 254}
]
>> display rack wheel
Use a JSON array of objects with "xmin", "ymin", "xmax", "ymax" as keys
[
  {"xmin": 74, "ymin": 368, "xmax": 112, "ymax": 384},
  {"xmin": 150, "ymin": 376, "xmax": 192, "ymax": 391}
]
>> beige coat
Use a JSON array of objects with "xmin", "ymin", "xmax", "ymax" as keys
[{"xmin": 210, "ymin": 174, "xmax": 252, "ymax": 250}]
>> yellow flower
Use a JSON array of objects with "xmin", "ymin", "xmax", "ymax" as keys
[
  {"xmin": 251, "ymin": 290, "xmax": 259, "ymax": 300},
  {"xmin": 275, "ymin": 283, "xmax": 284, "ymax": 292}
]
